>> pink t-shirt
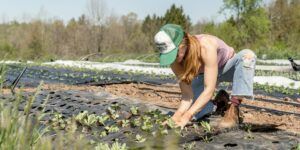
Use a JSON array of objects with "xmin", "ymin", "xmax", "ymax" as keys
[{"xmin": 195, "ymin": 34, "xmax": 235, "ymax": 71}]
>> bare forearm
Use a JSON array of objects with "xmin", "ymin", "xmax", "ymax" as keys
[
  {"xmin": 173, "ymin": 81, "xmax": 194, "ymax": 117},
  {"xmin": 175, "ymin": 97, "xmax": 193, "ymax": 114},
  {"xmin": 186, "ymin": 89, "xmax": 214, "ymax": 116}
]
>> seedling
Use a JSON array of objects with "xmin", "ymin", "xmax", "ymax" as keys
[
  {"xmin": 135, "ymin": 134, "xmax": 146, "ymax": 143},
  {"xmin": 105, "ymin": 125, "xmax": 120, "ymax": 133},
  {"xmin": 98, "ymin": 114, "xmax": 110, "ymax": 126},
  {"xmin": 65, "ymin": 117, "xmax": 77, "ymax": 133},
  {"xmin": 131, "ymin": 118, "xmax": 141, "ymax": 127},
  {"xmin": 200, "ymin": 121, "xmax": 212, "ymax": 133},
  {"xmin": 148, "ymin": 109, "xmax": 162, "ymax": 118},
  {"xmin": 141, "ymin": 120, "xmax": 153, "ymax": 132},
  {"xmin": 182, "ymin": 142, "xmax": 196, "ymax": 150},
  {"xmin": 130, "ymin": 106, "xmax": 139, "ymax": 115},
  {"xmin": 95, "ymin": 141, "xmax": 127, "ymax": 150},
  {"xmin": 244, "ymin": 124, "xmax": 254, "ymax": 140},
  {"xmin": 107, "ymin": 107, "xmax": 116, "ymax": 115},
  {"xmin": 160, "ymin": 129, "xmax": 169, "ymax": 135},
  {"xmin": 50, "ymin": 112, "xmax": 66, "ymax": 130},
  {"xmin": 200, "ymin": 121, "xmax": 213, "ymax": 143},
  {"xmin": 111, "ymin": 103, "xmax": 121, "ymax": 110},
  {"xmin": 141, "ymin": 116, "xmax": 151, "ymax": 122},
  {"xmin": 202, "ymin": 135, "xmax": 212, "ymax": 143},
  {"xmin": 100, "ymin": 131, "xmax": 108, "ymax": 138},
  {"xmin": 75, "ymin": 111, "xmax": 89, "ymax": 124},
  {"xmin": 83, "ymin": 114, "xmax": 97, "ymax": 126},
  {"xmin": 166, "ymin": 118, "xmax": 177, "ymax": 129},
  {"xmin": 111, "ymin": 113, "xmax": 120, "ymax": 120},
  {"xmin": 121, "ymin": 119, "xmax": 130, "ymax": 127}
]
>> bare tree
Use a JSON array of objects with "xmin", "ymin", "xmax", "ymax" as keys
[
  {"xmin": 86, "ymin": 0, "xmax": 107, "ymax": 25},
  {"xmin": 86, "ymin": 0, "xmax": 107, "ymax": 54}
]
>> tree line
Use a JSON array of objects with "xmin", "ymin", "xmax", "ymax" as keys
[{"xmin": 0, "ymin": 0, "xmax": 299, "ymax": 60}]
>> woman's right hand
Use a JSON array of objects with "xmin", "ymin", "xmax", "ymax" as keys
[{"xmin": 162, "ymin": 110, "xmax": 183, "ymax": 126}]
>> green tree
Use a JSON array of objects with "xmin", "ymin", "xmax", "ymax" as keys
[
  {"xmin": 163, "ymin": 4, "xmax": 192, "ymax": 31},
  {"xmin": 221, "ymin": 0, "xmax": 270, "ymax": 49}
]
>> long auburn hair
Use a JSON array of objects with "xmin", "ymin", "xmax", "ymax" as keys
[{"xmin": 178, "ymin": 32, "xmax": 202, "ymax": 84}]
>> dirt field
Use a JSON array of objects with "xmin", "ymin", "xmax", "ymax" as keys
[
  {"xmin": 4, "ymin": 83, "xmax": 299, "ymax": 134},
  {"xmin": 102, "ymin": 83, "xmax": 300, "ymax": 134}
]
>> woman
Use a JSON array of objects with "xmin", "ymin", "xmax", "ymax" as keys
[{"xmin": 154, "ymin": 24, "xmax": 256, "ymax": 129}]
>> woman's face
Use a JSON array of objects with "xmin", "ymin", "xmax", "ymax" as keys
[{"xmin": 176, "ymin": 44, "xmax": 187, "ymax": 63}]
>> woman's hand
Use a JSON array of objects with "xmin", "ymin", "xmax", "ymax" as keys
[
  {"xmin": 176, "ymin": 111, "xmax": 193, "ymax": 129},
  {"xmin": 162, "ymin": 110, "xmax": 183, "ymax": 125}
]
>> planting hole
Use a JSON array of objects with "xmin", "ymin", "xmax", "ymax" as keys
[
  {"xmin": 59, "ymin": 103, "xmax": 67, "ymax": 107},
  {"xmin": 37, "ymin": 107, "xmax": 43, "ymax": 111},
  {"xmin": 66, "ymin": 106, "xmax": 73, "ymax": 109},
  {"xmin": 44, "ymin": 109, "xmax": 51, "ymax": 113},
  {"xmin": 272, "ymin": 141, "xmax": 279, "ymax": 144},
  {"xmin": 224, "ymin": 143, "xmax": 238, "ymax": 147}
]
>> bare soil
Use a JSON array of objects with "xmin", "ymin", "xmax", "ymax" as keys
[
  {"xmin": 2, "ymin": 83, "xmax": 300, "ymax": 134},
  {"xmin": 101, "ymin": 83, "xmax": 300, "ymax": 134}
]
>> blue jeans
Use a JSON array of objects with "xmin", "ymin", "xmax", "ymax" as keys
[{"xmin": 192, "ymin": 49, "xmax": 257, "ymax": 120}]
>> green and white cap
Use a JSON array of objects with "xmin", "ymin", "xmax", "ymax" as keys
[{"xmin": 154, "ymin": 24, "xmax": 184, "ymax": 66}]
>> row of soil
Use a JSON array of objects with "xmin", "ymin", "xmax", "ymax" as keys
[
  {"xmin": 1, "ymin": 86, "xmax": 299, "ymax": 149},
  {"xmin": 101, "ymin": 83, "xmax": 300, "ymax": 134},
  {"xmin": 3, "ymin": 64, "xmax": 300, "ymax": 99},
  {"xmin": 3, "ymin": 83, "xmax": 299, "ymax": 134}
]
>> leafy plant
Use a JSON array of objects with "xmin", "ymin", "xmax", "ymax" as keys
[
  {"xmin": 98, "ymin": 114, "xmax": 110, "ymax": 126},
  {"xmin": 111, "ymin": 103, "xmax": 121, "ymax": 110},
  {"xmin": 83, "ymin": 114, "xmax": 97, "ymax": 126},
  {"xmin": 182, "ymin": 142, "xmax": 196, "ymax": 150},
  {"xmin": 244, "ymin": 124, "xmax": 254, "ymax": 140},
  {"xmin": 166, "ymin": 118, "xmax": 177, "ymax": 129},
  {"xmin": 148, "ymin": 109, "xmax": 163, "ymax": 118},
  {"xmin": 200, "ymin": 121, "xmax": 212, "ymax": 133},
  {"xmin": 65, "ymin": 117, "xmax": 77, "ymax": 133},
  {"xmin": 75, "ymin": 111, "xmax": 89, "ymax": 124},
  {"xmin": 99, "ymin": 131, "xmax": 108, "ymax": 138},
  {"xmin": 50, "ymin": 112, "xmax": 66, "ymax": 130},
  {"xmin": 95, "ymin": 141, "xmax": 128, "ymax": 150},
  {"xmin": 111, "ymin": 113, "xmax": 120, "ymax": 120},
  {"xmin": 135, "ymin": 134, "xmax": 146, "ymax": 143},
  {"xmin": 160, "ymin": 129, "xmax": 169, "ymax": 135},
  {"xmin": 130, "ymin": 106, "xmax": 139, "ymax": 115},
  {"xmin": 200, "ymin": 121, "xmax": 213, "ymax": 143},
  {"xmin": 141, "ymin": 120, "xmax": 153, "ymax": 132},
  {"xmin": 120, "ymin": 119, "xmax": 130, "ymax": 128},
  {"xmin": 131, "ymin": 118, "xmax": 141, "ymax": 127},
  {"xmin": 107, "ymin": 106, "xmax": 116, "ymax": 115},
  {"xmin": 105, "ymin": 125, "xmax": 120, "ymax": 133}
]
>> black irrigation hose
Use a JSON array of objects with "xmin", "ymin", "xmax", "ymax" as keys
[{"xmin": 240, "ymin": 104, "xmax": 300, "ymax": 117}]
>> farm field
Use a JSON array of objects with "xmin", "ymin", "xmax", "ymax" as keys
[{"xmin": 0, "ymin": 60, "xmax": 299, "ymax": 149}]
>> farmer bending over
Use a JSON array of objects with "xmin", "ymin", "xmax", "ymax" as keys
[{"xmin": 154, "ymin": 24, "xmax": 256, "ymax": 129}]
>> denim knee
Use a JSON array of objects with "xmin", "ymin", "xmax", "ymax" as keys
[{"xmin": 237, "ymin": 49, "xmax": 257, "ymax": 69}]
